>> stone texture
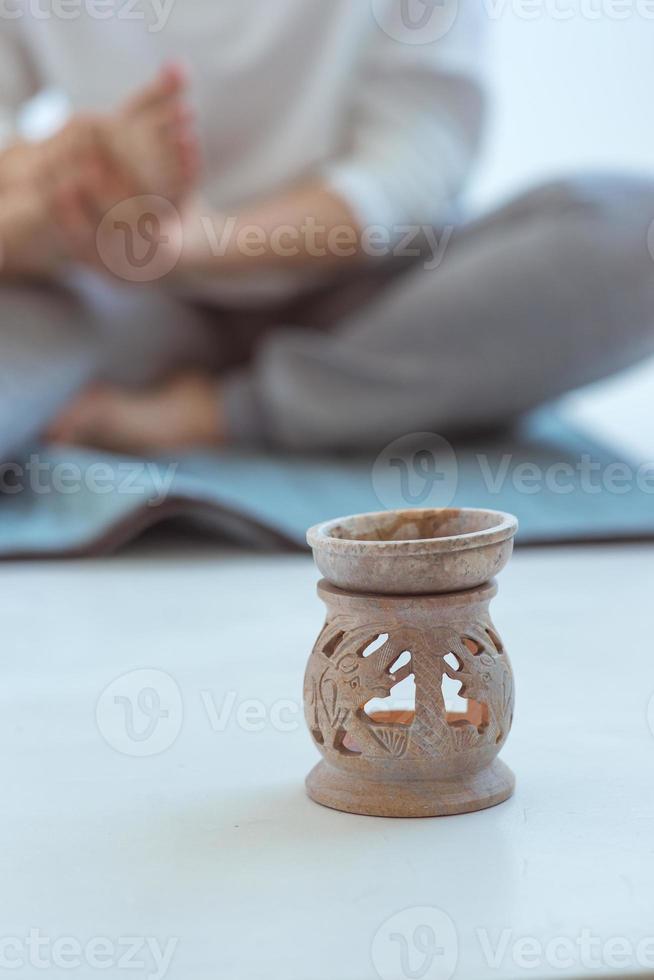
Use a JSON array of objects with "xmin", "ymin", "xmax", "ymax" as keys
[
  {"xmin": 307, "ymin": 507, "xmax": 518, "ymax": 595},
  {"xmin": 304, "ymin": 508, "xmax": 518, "ymax": 817}
]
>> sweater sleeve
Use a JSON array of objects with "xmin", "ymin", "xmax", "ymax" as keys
[
  {"xmin": 320, "ymin": 0, "xmax": 486, "ymax": 233},
  {"xmin": 222, "ymin": 2, "xmax": 487, "ymax": 450},
  {"xmin": 0, "ymin": 17, "xmax": 41, "ymax": 148}
]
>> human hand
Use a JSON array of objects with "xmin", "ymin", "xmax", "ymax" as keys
[
  {"xmin": 0, "ymin": 64, "xmax": 199, "ymax": 278},
  {"xmin": 0, "ymin": 185, "xmax": 66, "ymax": 277},
  {"xmin": 0, "ymin": 116, "xmax": 117, "ymax": 276},
  {"xmin": 52, "ymin": 65, "xmax": 200, "ymax": 277},
  {"xmin": 0, "ymin": 128, "xmax": 142, "ymax": 279}
]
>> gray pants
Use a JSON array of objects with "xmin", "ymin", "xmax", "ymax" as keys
[{"xmin": 1, "ymin": 175, "xmax": 654, "ymax": 457}]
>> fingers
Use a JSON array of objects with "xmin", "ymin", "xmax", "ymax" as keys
[
  {"xmin": 50, "ymin": 179, "xmax": 95, "ymax": 262},
  {"xmin": 164, "ymin": 101, "xmax": 201, "ymax": 184},
  {"xmin": 44, "ymin": 115, "xmax": 107, "ymax": 172},
  {"xmin": 146, "ymin": 100, "xmax": 195, "ymax": 144},
  {"xmin": 152, "ymin": 102, "xmax": 202, "ymax": 189},
  {"xmin": 83, "ymin": 156, "xmax": 132, "ymax": 217},
  {"xmin": 51, "ymin": 151, "xmax": 135, "ymax": 267},
  {"xmin": 121, "ymin": 62, "xmax": 187, "ymax": 117},
  {"xmin": 39, "ymin": 115, "xmax": 125, "ymax": 210},
  {"xmin": 178, "ymin": 132, "xmax": 201, "ymax": 185},
  {"xmin": 32, "ymin": 67, "xmax": 197, "ymax": 252},
  {"xmin": 4, "ymin": 113, "xmax": 145, "ymax": 272},
  {"xmin": 158, "ymin": 61, "xmax": 188, "ymax": 100}
]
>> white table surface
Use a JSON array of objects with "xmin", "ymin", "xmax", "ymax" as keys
[{"xmin": 2, "ymin": 541, "xmax": 654, "ymax": 980}]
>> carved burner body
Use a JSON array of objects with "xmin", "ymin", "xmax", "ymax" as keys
[{"xmin": 304, "ymin": 508, "xmax": 518, "ymax": 817}]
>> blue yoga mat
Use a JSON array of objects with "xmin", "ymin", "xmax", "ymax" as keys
[{"xmin": 0, "ymin": 411, "xmax": 652, "ymax": 558}]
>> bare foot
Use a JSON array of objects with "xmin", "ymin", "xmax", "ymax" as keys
[
  {"xmin": 107, "ymin": 64, "xmax": 200, "ymax": 204},
  {"xmin": 46, "ymin": 374, "xmax": 226, "ymax": 456}
]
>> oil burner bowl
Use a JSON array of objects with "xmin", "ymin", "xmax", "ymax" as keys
[
  {"xmin": 303, "ymin": 507, "xmax": 519, "ymax": 818},
  {"xmin": 307, "ymin": 507, "xmax": 518, "ymax": 595}
]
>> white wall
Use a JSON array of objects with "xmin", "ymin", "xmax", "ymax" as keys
[
  {"xmin": 471, "ymin": 6, "xmax": 654, "ymax": 457},
  {"xmin": 472, "ymin": 6, "xmax": 654, "ymax": 205}
]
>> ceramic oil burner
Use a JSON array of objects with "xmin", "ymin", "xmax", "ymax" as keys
[{"xmin": 303, "ymin": 508, "xmax": 518, "ymax": 818}]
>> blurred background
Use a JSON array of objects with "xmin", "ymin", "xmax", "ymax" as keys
[
  {"xmin": 26, "ymin": 7, "xmax": 652, "ymax": 454},
  {"xmin": 3, "ymin": 2, "xmax": 653, "ymax": 555},
  {"xmin": 472, "ymin": 8, "xmax": 654, "ymax": 460}
]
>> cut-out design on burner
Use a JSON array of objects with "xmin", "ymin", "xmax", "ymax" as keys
[
  {"xmin": 320, "ymin": 626, "xmax": 345, "ymax": 658},
  {"xmin": 306, "ymin": 628, "xmax": 415, "ymax": 756},
  {"xmin": 442, "ymin": 649, "xmax": 489, "ymax": 734},
  {"xmin": 362, "ymin": 634, "xmax": 389, "ymax": 658},
  {"xmin": 334, "ymin": 727, "xmax": 362, "ymax": 756},
  {"xmin": 364, "ymin": 671, "xmax": 415, "ymax": 725},
  {"xmin": 304, "ymin": 618, "xmax": 513, "ymax": 761}
]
